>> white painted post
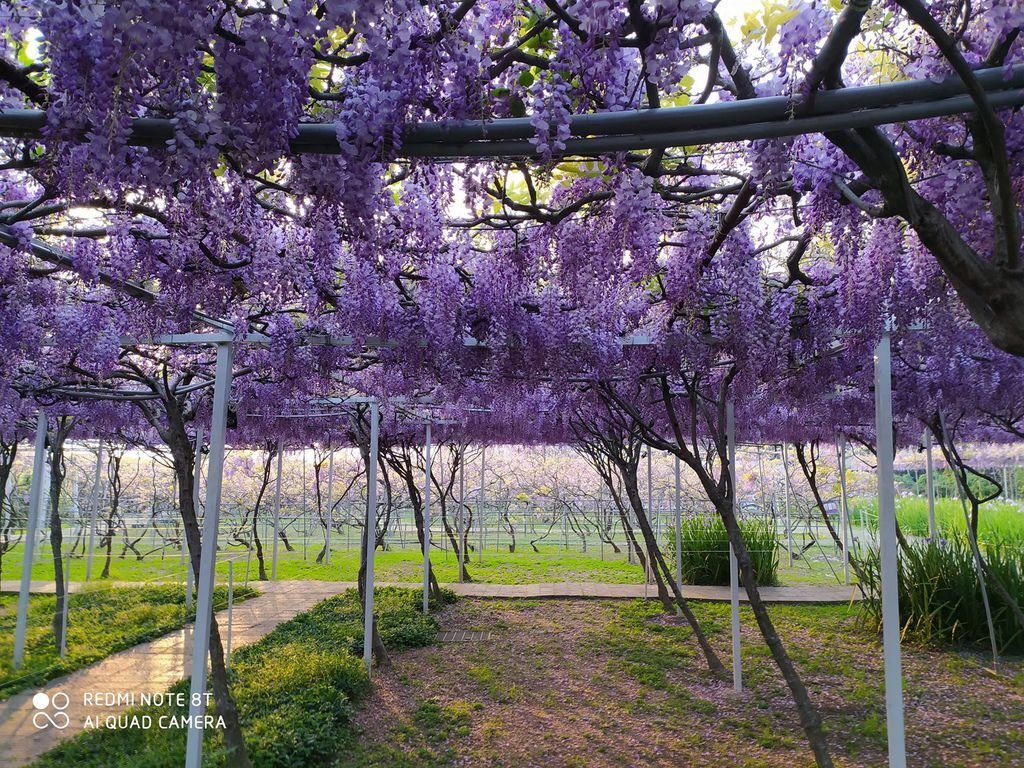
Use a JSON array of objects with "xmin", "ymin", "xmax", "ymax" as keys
[
  {"xmin": 726, "ymin": 401, "xmax": 742, "ymax": 693},
  {"xmin": 646, "ymin": 448, "xmax": 653, "ymax": 584},
  {"xmin": 70, "ymin": 476, "xmax": 79, "ymax": 556},
  {"xmin": 478, "ymin": 445, "xmax": 485, "ymax": 564},
  {"xmin": 271, "ymin": 446, "xmax": 283, "ymax": 580},
  {"xmin": 363, "ymin": 402, "xmax": 380, "ymax": 674},
  {"xmin": 184, "ymin": 342, "xmax": 233, "ymax": 768},
  {"xmin": 60, "ymin": 552, "xmax": 71, "ymax": 658},
  {"xmin": 924, "ymin": 430, "xmax": 937, "ymax": 540},
  {"xmin": 782, "ymin": 444, "xmax": 793, "ymax": 568},
  {"xmin": 422, "ymin": 422, "xmax": 432, "ymax": 614},
  {"xmin": 226, "ymin": 560, "xmax": 234, "ymax": 671},
  {"xmin": 326, "ymin": 447, "xmax": 334, "ymax": 566},
  {"xmin": 838, "ymin": 435, "xmax": 851, "ymax": 585},
  {"xmin": 458, "ymin": 452, "xmax": 465, "ymax": 583},
  {"xmin": 874, "ymin": 329, "xmax": 907, "ymax": 768},
  {"xmin": 38, "ymin": 456, "xmax": 50, "ymax": 551},
  {"xmin": 674, "ymin": 455, "xmax": 682, "ymax": 594},
  {"xmin": 302, "ymin": 450, "xmax": 308, "ymax": 560},
  {"xmin": 85, "ymin": 442, "xmax": 103, "ymax": 581},
  {"xmin": 13, "ymin": 410, "xmax": 47, "ymax": 670},
  {"xmin": 187, "ymin": 425, "xmax": 204, "ymax": 612}
]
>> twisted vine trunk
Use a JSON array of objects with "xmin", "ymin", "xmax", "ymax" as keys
[
  {"xmin": 0, "ymin": 439, "xmax": 19, "ymax": 583},
  {"xmin": 620, "ymin": 479, "xmax": 728, "ymax": 679},
  {"xmin": 48, "ymin": 418, "xmax": 72, "ymax": 652},
  {"xmin": 596, "ymin": 378, "xmax": 834, "ymax": 767},
  {"xmin": 687, "ymin": 456, "xmax": 834, "ymax": 768},
  {"xmin": 251, "ymin": 443, "xmax": 276, "ymax": 581},
  {"xmin": 100, "ymin": 451, "xmax": 122, "ymax": 579},
  {"xmin": 576, "ymin": 424, "xmax": 726, "ymax": 680},
  {"xmin": 164, "ymin": 412, "xmax": 251, "ymax": 768},
  {"xmin": 794, "ymin": 442, "xmax": 869, "ymax": 591},
  {"xmin": 384, "ymin": 446, "xmax": 442, "ymax": 601}
]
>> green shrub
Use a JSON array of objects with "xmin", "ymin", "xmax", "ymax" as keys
[
  {"xmin": 664, "ymin": 516, "xmax": 780, "ymax": 587},
  {"xmin": 859, "ymin": 537, "xmax": 1024, "ymax": 653}
]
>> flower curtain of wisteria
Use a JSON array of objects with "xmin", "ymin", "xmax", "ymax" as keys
[{"xmin": 0, "ymin": 0, "xmax": 1023, "ymax": 448}]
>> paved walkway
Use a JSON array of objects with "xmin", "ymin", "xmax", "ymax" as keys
[
  {"xmin": 0, "ymin": 580, "xmax": 857, "ymax": 766},
  {"xmin": 3, "ymin": 578, "xmax": 859, "ymax": 603},
  {"xmin": 0, "ymin": 581, "xmax": 333, "ymax": 767}
]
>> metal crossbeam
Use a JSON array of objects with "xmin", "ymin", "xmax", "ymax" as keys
[{"xmin": 0, "ymin": 66, "xmax": 1020, "ymax": 158}]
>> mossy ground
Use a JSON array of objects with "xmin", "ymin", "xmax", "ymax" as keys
[{"xmin": 340, "ymin": 598, "xmax": 1024, "ymax": 768}]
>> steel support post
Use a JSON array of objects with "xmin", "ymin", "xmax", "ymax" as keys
[
  {"xmin": 838, "ymin": 435, "xmax": 851, "ymax": 585},
  {"xmin": 647, "ymin": 448, "xmax": 653, "ymax": 584},
  {"xmin": 13, "ymin": 410, "xmax": 47, "ymax": 670},
  {"xmin": 184, "ymin": 342, "xmax": 233, "ymax": 768},
  {"xmin": 478, "ymin": 446, "xmax": 485, "ymax": 564},
  {"xmin": 422, "ymin": 422, "xmax": 432, "ymax": 614},
  {"xmin": 326, "ymin": 447, "xmax": 334, "ymax": 565},
  {"xmin": 363, "ymin": 402, "xmax": 380, "ymax": 674},
  {"xmin": 458, "ymin": 453, "xmax": 465, "ymax": 583},
  {"xmin": 782, "ymin": 444, "xmax": 793, "ymax": 568},
  {"xmin": 226, "ymin": 561, "xmax": 234, "ymax": 671},
  {"xmin": 674, "ymin": 454, "xmax": 683, "ymax": 592},
  {"xmin": 726, "ymin": 401, "xmax": 742, "ymax": 693},
  {"xmin": 874, "ymin": 330, "xmax": 907, "ymax": 768},
  {"xmin": 924, "ymin": 430, "xmax": 937, "ymax": 540}
]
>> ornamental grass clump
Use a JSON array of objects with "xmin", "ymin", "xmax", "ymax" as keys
[
  {"xmin": 859, "ymin": 537, "xmax": 1024, "ymax": 653},
  {"xmin": 665, "ymin": 515, "xmax": 780, "ymax": 587}
]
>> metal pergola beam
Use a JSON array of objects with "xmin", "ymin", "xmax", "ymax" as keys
[{"xmin": 1, "ymin": 66, "xmax": 1021, "ymax": 158}]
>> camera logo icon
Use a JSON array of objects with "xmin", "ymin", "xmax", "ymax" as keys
[{"xmin": 32, "ymin": 692, "xmax": 70, "ymax": 730}]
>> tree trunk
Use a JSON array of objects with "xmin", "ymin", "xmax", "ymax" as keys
[
  {"xmin": 711, "ymin": 490, "xmax": 834, "ymax": 768},
  {"xmin": 794, "ymin": 442, "xmax": 869, "ymax": 591},
  {"xmin": 166, "ymin": 417, "xmax": 251, "ymax": 768},
  {"xmin": 251, "ymin": 443, "xmax": 274, "ymax": 581},
  {"xmin": 48, "ymin": 421, "xmax": 70, "ymax": 652},
  {"xmin": 440, "ymin": 501, "xmax": 473, "ymax": 581},
  {"xmin": 385, "ymin": 447, "xmax": 443, "ymax": 601},
  {"xmin": 0, "ymin": 440, "xmax": 18, "ymax": 586},
  {"xmin": 619, "ymin": 470, "xmax": 728, "ymax": 679}
]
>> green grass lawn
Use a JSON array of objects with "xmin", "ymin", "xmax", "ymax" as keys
[
  {"xmin": 851, "ymin": 496, "xmax": 1024, "ymax": 542},
  {"xmin": 2, "ymin": 541, "xmax": 842, "ymax": 587},
  {"xmin": 0, "ymin": 584, "xmax": 257, "ymax": 699}
]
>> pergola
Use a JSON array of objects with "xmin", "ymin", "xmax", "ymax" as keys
[{"xmin": 4, "ymin": 61, "xmax": 1002, "ymax": 765}]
